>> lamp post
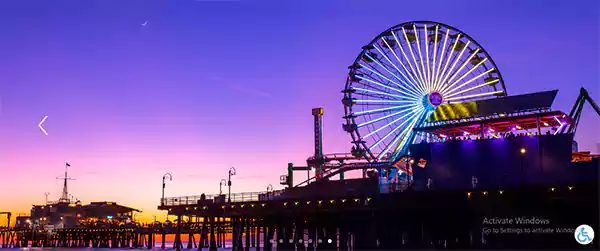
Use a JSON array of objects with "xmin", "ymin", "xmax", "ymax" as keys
[
  {"xmin": 44, "ymin": 192, "xmax": 50, "ymax": 205},
  {"xmin": 219, "ymin": 179, "xmax": 227, "ymax": 195},
  {"xmin": 228, "ymin": 167, "xmax": 236, "ymax": 203},
  {"xmin": 520, "ymin": 148, "xmax": 526, "ymax": 185},
  {"xmin": 266, "ymin": 184, "xmax": 273, "ymax": 199},
  {"xmin": 162, "ymin": 173, "xmax": 173, "ymax": 206},
  {"xmin": 405, "ymin": 157, "xmax": 413, "ymax": 190}
]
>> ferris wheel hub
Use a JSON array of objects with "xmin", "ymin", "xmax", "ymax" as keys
[{"xmin": 423, "ymin": 92, "xmax": 443, "ymax": 111}]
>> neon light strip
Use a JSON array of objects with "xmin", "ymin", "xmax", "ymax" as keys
[
  {"xmin": 354, "ymin": 99, "xmax": 416, "ymax": 104},
  {"xmin": 554, "ymin": 124, "xmax": 564, "ymax": 135},
  {"xmin": 437, "ymin": 40, "xmax": 471, "ymax": 93},
  {"xmin": 358, "ymin": 106, "xmax": 418, "ymax": 127},
  {"xmin": 433, "ymin": 29, "xmax": 451, "ymax": 91},
  {"xmin": 423, "ymin": 24, "xmax": 432, "ymax": 92},
  {"xmin": 391, "ymin": 110, "xmax": 432, "ymax": 160},
  {"xmin": 431, "ymin": 26, "xmax": 440, "ymax": 91},
  {"xmin": 367, "ymin": 107, "xmax": 423, "ymax": 142},
  {"xmin": 402, "ymin": 26, "xmax": 428, "ymax": 92},
  {"xmin": 433, "ymin": 33, "xmax": 461, "ymax": 91},
  {"xmin": 358, "ymin": 62, "xmax": 421, "ymax": 99},
  {"xmin": 445, "ymin": 90, "xmax": 504, "ymax": 101},
  {"xmin": 397, "ymin": 29, "xmax": 428, "ymax": 94},
  {"xmin": 392, "ymin": 110, "xmax": 432, "ymax": 159},
  {"xmin": 355, "ymin": 75, "xmax": 417, "ymax": 98},
  {"xmin": 380, "ymin": 111, "xmax": 424, "ymax": 160},
  {"xmin": 440, "ymin": 48, "xmax": 480, "ymax": 93},
  {"xmin": 375, "ymin": 115, "xmax": 417, "ymax": 158},
  {"xmin": 370, "ymin": 45, "xmax": 421, "ymax": 95},
  {"xmin": 384, "ymin": 36, "xmax": 426, "ymax": 95},
  {"xmin": 441, "ymin": 55, "xmax": 488, "ymax": 95},
  {"xmin": 362, "ymin": 51, "xmax": 423, "ymax": 98},
  {"xmin": 353, "ymin": 103, "xmax": 416, "ymax": 116},
  {"xmin": 413, "ymin": 25, "xmax": 430, "ymax": 92},
  {"xmin": 353, "ymin": 87, "xmax": 417, "ymax": 101},
  {"xmin": 553, "ymin": 116, "xmax": 564, "ymax": 135},
  {"xmin": 444, "ymin": 70, "xmax": 498, "ymax": 98}
]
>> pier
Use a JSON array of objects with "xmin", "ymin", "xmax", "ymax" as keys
[
  {"xmin": 1, "ymin": 180, "xmax": 595, "ymax": 250},
  {"xmin": 0, "ymin": 220, "xmax": 233, "ymax": 249},
  {"xmin": 158, "ymin": 179, "xmax": 597, "ymax": 250}
]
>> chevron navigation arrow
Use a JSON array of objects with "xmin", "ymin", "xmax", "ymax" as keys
[{"xmin": 39, "ymin": 116, "xmax": 48, "ymax": 135}]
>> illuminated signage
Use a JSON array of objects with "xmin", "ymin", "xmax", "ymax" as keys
[{"xmin": 428, "ymin": 101, "xmax": 478, "ymax": 122}]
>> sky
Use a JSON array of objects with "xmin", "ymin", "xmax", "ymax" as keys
[{"xmin": 0, "ymin": 0, "xmax": 598, "ymax": 223}]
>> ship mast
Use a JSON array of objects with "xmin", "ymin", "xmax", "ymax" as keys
[{"xmin": 57, "ymin": 162, "xmax": 74, "ymax": 203}]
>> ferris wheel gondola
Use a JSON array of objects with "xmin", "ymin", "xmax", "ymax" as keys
[{"xmin": 343, "ymin": 21, "xmax": 507, "ymax": 164}]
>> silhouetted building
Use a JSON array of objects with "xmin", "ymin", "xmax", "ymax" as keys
[
  {"xmin": 30, "ymin": 201, "xmax": 139, "ymax": 229},
  {"xmin": 14, "ymin": 216, "xmax": 31, "ymax": 229}
]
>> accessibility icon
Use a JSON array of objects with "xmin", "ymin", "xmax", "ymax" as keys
[{"xmin": 575, "ymin": 224, "xmax": 594, "ymax": 245}]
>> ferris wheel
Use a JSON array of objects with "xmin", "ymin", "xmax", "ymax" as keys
[{"xmin": 343, "ymin": 21, "xmax": 507, "ymax": 164}]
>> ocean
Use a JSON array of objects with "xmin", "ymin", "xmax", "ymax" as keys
[{"xmin": 4, "ymin": 249, "xmax": 255, "ymax": 251}]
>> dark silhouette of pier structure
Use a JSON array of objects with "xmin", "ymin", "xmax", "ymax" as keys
[
  {"xmin": 0, "ymin": 177, "xmax": 597, "ymax": 250},
  {"xmin": 154, "ymin": 89, "xmax": 599, "ymax": 250},
  {"xmin": 153, "ymin": 175, "xmax": 597, "ymax": 251}
]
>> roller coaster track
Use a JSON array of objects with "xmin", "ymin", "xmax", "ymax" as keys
[
  {"xmin": 295, "ymin": 161, "xmax": 412, "ymax": 187},
  {"xmin": 562, "ymin": 87, "xmax": 600, "ymax": 135}
]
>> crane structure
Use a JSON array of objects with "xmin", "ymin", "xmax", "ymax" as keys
[{"xmin": 0, "ymin": 212, "xmax": 11, "ymax": 228}]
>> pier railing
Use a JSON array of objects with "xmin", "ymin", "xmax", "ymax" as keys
[{"xmin": 161, "ymin": 189, "xmax": 285, "ymax": 206}]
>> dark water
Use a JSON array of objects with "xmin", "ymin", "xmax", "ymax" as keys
[
  {"xmin": 4, "ymin": 240, "xmax": 260, "ymax": 250},
  {"xmin": 6, "ymin": 248, "xmax": 248, "ymax": 251}
]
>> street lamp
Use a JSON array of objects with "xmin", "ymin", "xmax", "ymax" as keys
[
  {"xmin": 266, "ymin": 184, "xmax": 273, "ymax": 199},
  {"xmin": 405, "ymin": 157, "xmax": 412, "ymax": 190},
  {"xmin": 219, "ymin": 179, "xmax": 227, "ymax": 195},
  {"xmin": 228, "ymin": 167, "xmax": 236, "ymax": 203},
  {"xmin": 162, "ymin": 173, "xmax": 173, "ymax": 206},
  {"xmin": 520, "ymin": 148, "xmax": 526, "ymax": 185}
]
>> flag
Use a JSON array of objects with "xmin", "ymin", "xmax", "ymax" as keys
[{"xmin": 66, "ymin": 162, "xmax": 71, "ymax": 167}]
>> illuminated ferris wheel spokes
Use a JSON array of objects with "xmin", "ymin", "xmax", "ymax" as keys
[{"xmin": 343, "ymin": 21, "xmax": 507, "ymax": 163}]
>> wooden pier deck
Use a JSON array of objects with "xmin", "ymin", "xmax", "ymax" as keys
[{"xmin": 158, "ymin": 178, "xmax": 599, "ymax": 250}]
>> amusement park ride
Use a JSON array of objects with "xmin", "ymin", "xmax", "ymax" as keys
[{"xmin": 281, "ymin": 21, "xmax": 600, "ymax": 189}]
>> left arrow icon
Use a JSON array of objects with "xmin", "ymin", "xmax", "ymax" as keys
[{"xmin": 39, "ymin": 116, "xmax": 48, "ymax": 135}]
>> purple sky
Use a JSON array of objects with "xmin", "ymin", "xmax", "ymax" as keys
[{"xmin": 0, "ymin": 0, "xmax": 598, "ymax": 221}]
